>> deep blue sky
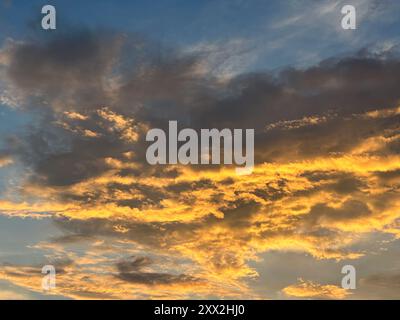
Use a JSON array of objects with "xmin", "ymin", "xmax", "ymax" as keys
[{"xmin": 2, "ymin": 0, "xmax": 400, "ymax": 70}]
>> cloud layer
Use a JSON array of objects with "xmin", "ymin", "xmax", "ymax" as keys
[{"xmin": 1, "ymin": 29, "xmax": 400, "ymax": 299}]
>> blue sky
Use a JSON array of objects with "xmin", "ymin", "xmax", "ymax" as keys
[{"xmin": 2, "ymin": 0, "xmax": 400, "ymax": 70}]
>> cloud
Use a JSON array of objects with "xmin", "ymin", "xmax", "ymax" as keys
[
  {"xmin": 282, "ymin": 279, "xmax": 351, "ymax": 299},
  {"xmin": 0, "ymin": 290, "xmax": 28, "ymax": 300},
  {"xmin": 362, "ymin": 272, "xmax": 400, "ymax": 289},
  {"xmin": 1, "ymin": 29, "xmax": 400, "ymax": 298},
  {"xmin": 302, "ymin": 200, "xmax": 373, "ymax": 228},
  {"xmin": 358, "ymin": 271, "xmax": 400, "ymax": 298},
  {"xmin": 0, "ymin": 154, "xmax": 12, "ymax": 167},
  {"xmin": 5, "ymin": 30, "xmax": 123, "ymax": 112},
  {"xmin": 0, "ymin": 243, "xmax": 254, "ymax": 299},
  {"xmin": 115, "ymin": 256, "xmax": 199, "ymax": 285}
]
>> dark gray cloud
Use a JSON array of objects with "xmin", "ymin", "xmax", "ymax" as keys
[
  {"xmin": 115, "ymin": 256, "xmax": 198, "ymax": 285},
  {"xmin": 374, "ymin": 169, "xmax": 400, "ymax": 184},
  {"xmin": 7, "ymin": 117, "xmax": 134, "ymax": 186},
  {"xmin": 7, "ymin": 30, "xmax": 121, "ymax": 112},
  {"xmin": 1, "ymin": 29, "xmax": 400, "ymax": 280},
  {"xmin": 53, "ymin": 216, "xmax": 199, "ymax": 249},
  {"xmin": 303, "ymin": 200, "xmax": 373, "ymax": 228},
  {"xmin": 3, "ymin": 29, "xmax": 400, "ymax": 191}
]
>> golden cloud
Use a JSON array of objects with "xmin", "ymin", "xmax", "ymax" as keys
[{"xmin": 282, "ymin": 279, "xmax": 351, "ymax": 299}]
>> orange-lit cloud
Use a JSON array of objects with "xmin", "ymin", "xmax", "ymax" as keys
[
  {"xmin": 0, "ymin": 155, "xmax": 12, "ymax": 167},
  {"xmin": 282, "ymin": 279, "xmax": 351, "ymax": 299}
]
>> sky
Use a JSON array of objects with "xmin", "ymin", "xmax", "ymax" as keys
[{"xmin": 1, "ymin": 0, "xmax": 400, "ymax": 299}]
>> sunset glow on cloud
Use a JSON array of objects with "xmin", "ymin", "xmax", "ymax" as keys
[{"xmin": 1, "ymin": 0, "xmax": 400, "ymax": 300}]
